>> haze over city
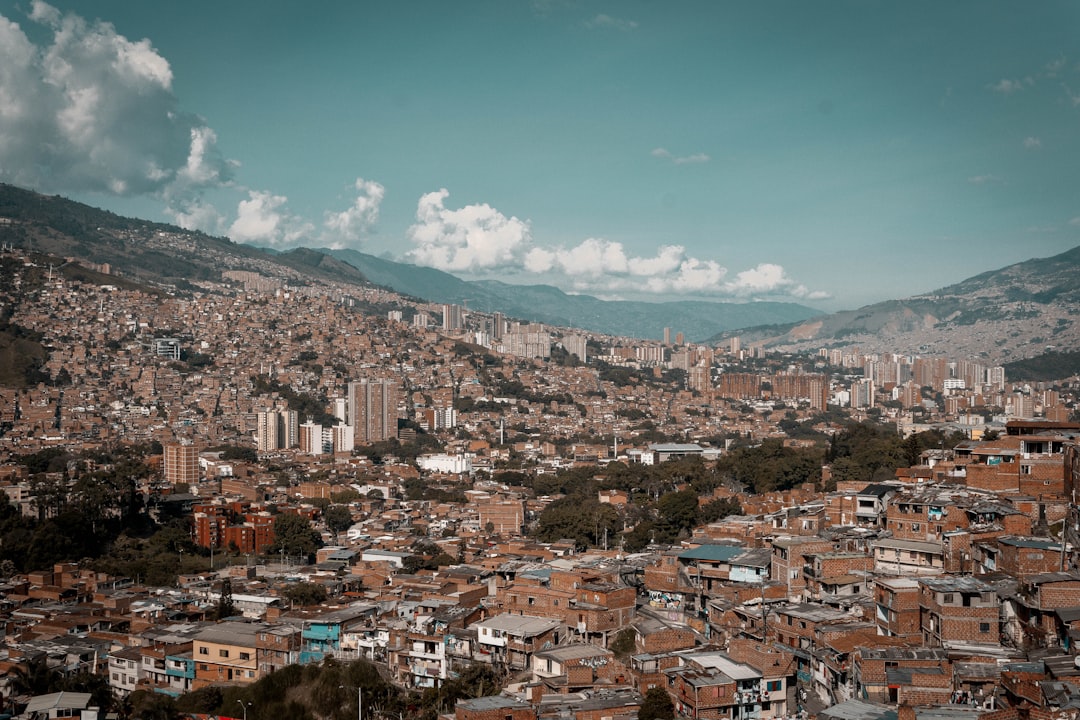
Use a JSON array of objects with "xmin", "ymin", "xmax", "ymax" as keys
[{"xmin": 1, "ymin": 0, "xmax": 1080, "ymax": 310}]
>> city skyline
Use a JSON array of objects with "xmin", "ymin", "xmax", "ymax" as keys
[{"xmin": 1, "ymin": 1, "xmax": 1079, "ymax": 311}]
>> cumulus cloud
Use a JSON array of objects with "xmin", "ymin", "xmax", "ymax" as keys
[
  {"xmin": 323, "ymin": 177, "xmax": 385, "ymax": 245},
  {"xmin": 584, "ymin": 14, "xmax": 638, "ymax": 31},
  {"xmin": 514, "ymin": 234, "xmax": 827, "ymax": 300},
  {"xmin": 988, "ymin": 78, "xmax": 1023, "ymax": 94},
  {"xmin": 228, "ymin": 190, "xmax": 314, "ymax": 246},
  {"xmin": 1023, "ymin": 136, "xmax": 1042, "ymax": 150},
  {"xmin": 0, "ymin": 1, "xmax": 233, "ymax": 200},
  {"xmin": 407, "ymin": 189, "xmax": 532, "ymax": 272},
  {"xmin": 651, "ymin": 147, "xmax": 711, "ymax": 165}
]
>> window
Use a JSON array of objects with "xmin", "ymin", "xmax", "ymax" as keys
[
  {"xmin": 912, "ymin": 523, "xmax": 920, "ymax": 532},
  {"xmin": 219, "ymin": 649, "xmax": 229, "ymax": 658},
  {"xmin": 528, "ymin": 597, "xmax": 535, "ymax": 605},
  {"xmin": 942, "ymin": 593, "xmax": 954, "ymax": 604},
  {"xmin": 767, "ymin": 681, "xmax": 782, "ymax": 691},
  {"xmin": 240, "ymin": 652, "xmax": 251, "ymax": 660},
  {"xmin": 199, "ymin": 647, "xmax": 209, "ymax": 655},
  {"xmin": 980, "ymin": 623, "xmax": 991, "ymax": 633}
]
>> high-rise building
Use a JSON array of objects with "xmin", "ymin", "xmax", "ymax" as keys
[
  {"xmin": 729, "ymin": 336, "xmax": 741, "ymax": 355},
  {"xmin": 663, "ymin": 327, "xmax": 671, "ymax": 345},
  {"xmin": 256, "ymin": 410, "xmax": 280, "ymax": 452},
  {"xmin": 349, "ymin": 380, "xmax": 398, "ymax": 445},
  {"xmin": 256, "ymin": 409, "xmax": 299, "ymax": 452},
  {"xmin": 852, "ymin": 379, "xmax": 875, "ymax": 408},
  {"xmin": 442, "ymin": 304, "xmax": 464, "ymax": 331},
  {"xmin": 164, "ymin": 443, "xmax": 199, "ymax": 486},
  {"xmin": 333, "ymin": 424, "xmax": 355, "ymax": 454},
  {"xmin": 299, "ymin": 421, "xmax": 323, "ymax": 454},
  {"xmin": 562, "ymin": 334, "xmax": 588, "ymax": 363}
]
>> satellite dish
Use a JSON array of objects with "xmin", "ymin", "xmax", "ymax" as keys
[{"xmin": 1073, "ymin": 655, "xmax": 1080, "ymax": 669}]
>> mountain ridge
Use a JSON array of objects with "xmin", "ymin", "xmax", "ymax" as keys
[
  {"xmin": 716, "ymin": 245, "xmax": 1080, "ymax": 364},
  {"xmin": 0, "ymin": 183, "xmax": 823, "ymax": 341}
]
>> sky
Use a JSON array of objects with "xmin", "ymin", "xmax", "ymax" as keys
[{"xmin": 1, "ymin": 1, "xmax": 1080, "ymax": 311}]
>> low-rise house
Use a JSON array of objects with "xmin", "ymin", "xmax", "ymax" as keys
[
  {"xmin": 473, "ymin": 614, "xmax": 565, "ymax": 670},
  {"xmin": 917, "ymin": 577, "xmax": 1000, "ymax": 647}
]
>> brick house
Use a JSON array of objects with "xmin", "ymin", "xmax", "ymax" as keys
[
  {"xmin": 917, "ymin": 576, "xmax": 1000, "ymax": 647},
  {"xmin": 456, "ymin": 696, "xmax": 535, "ymax": 720},
  {"xmin": 192, "ymin": 621, "xmax": 260, "ymax": 688},
  {"xmin": 771, "ymin": 537, "xmax": 836, "ymax": 600},
  {"xmin": 978, "ymin": 536, "xmax": 1064, "ymax": 580},
  {"xmin": 531, "ymin": 643, "xmax": 628, "ymax": 693},
  {"xmin": 873, "ymin": 577, "xmax": 921, "ymax": 639},
  {"xmin": 802, "ymin": 552, "xmax": 874, "ymax": 601},
  {"xmin": 852, "ymin": 647, "xmax": 950, "ymax": 704},
  {"xmin": 1005, "ymin": 571, "xmax": 1080, "ymax": 650},
  {"xmin": 473, "ymin": 613, "xmax": 564, "ymax": 670}
]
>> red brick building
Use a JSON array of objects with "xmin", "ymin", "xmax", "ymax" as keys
[{"xmin": 918, "ymin": 576, "xmax": 1000, "ymax": 646}]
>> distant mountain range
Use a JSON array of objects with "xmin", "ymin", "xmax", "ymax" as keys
[
  {"xmin": 324, "ymin": 248, "xmax": 821, "ymax": 341},
  {"xmin": 718, "ymin": 246, "xmax": 1080, "ymax": 364},
  {"xmin": 0, "ymin": 183, "xmax": 822, "ymax": 341},
  {"xmin": 4, "ymin": 182, "xmax": 1078, "ymax": 361}
]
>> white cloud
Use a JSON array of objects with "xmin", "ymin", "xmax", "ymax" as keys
[
  {"xmin": 323, "ymin": 177, "xmax": 385, "ymax": 246},
  {"xmin": 584, "ymin": 14, "xmax": 638, "ymax": 31},
  {"xmin": 1023, "ymin": 136, "xmax": 1041, "ymax": 150},
  {"xmin": 1046, "ymin": 56, "xmax": 1066, "ymax": 77},
  {"xmin": 402, "ymin": 185, "xmax": 832, "ymax": 301},
  {"xmin": 514, "ymin": 234, "xmax": 827, "ymax": 301},
  {"xmin": 1069, "ymin": 217, "xmax": 1080, "ymax": 227},
  {"xmin": 651, "ymin": 147, "xmax": 710, "ymax": 165},
  {"xmin": 968, "ymin": 174, "xmax": 1003, "ymax": 185},
  {"xmin": 988, "ymin": 78, "xmax": 1023, "ymax": 94},
  {"xmin": 0, "ymin": 2, "xmax": 234, "ymax": 200},
  {"xmin": 407, "ymin": 189, "xmax": 532, "ymax": 272},
  {"xmin": 165, "ymin": 198, "xmax": 227, "ymax": 235},
  {"xmin": 228, "ymin": 190, "xmax": 313, "ymax": 246}
]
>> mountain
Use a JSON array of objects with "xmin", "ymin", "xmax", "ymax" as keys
[
  {"xmin": 716, "ymin": 246, "xmax": 1080, "ymax": 364},
  {"xmin": 0, "ymin": 183, "xmax": 822, "ymax": 341},
  {"xmin": 0, "ymin": 184, "xmax": 370, "ymax": 290},
  {"xmin": 327, "ymin": 248, "xmax": 822, "ymax": 341}
]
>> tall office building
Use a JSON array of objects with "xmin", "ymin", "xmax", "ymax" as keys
[
  {"xmin": 299, "ymin": 421, "xmax": 324, "ymax": 455},
  {"xmin": 164, "ymin": 443, "xmax": 199, "ymax": 486},
  {"xmin": 852, "ymin": 379, "xmax": 875, "ymax": 408},
  {"xmin": 256, "ymin": 409, "xmax": 299, "ymax": 452},
  {"xmin": 349, "ymin": 379, "xmax": 399, "ymax": 445},
  {"xmin": 442, "ymin": 304, "xmax": 464, "ymax": 331},
  {"xmin": 256, "ymin": 410, "xmax": 280, "ymax": 452},
  {"xmin": 562, "ymin": 334, "xmax": 588, "ymax": 363}
]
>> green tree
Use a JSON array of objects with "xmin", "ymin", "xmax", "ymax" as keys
[
  {"xmin": 281, "ymin": 582, "xmax": 329, "ymax": 606},
  {"xmin": 654, "ymin": 490, "xmax": 700, "ymax": 542},
  {"xmin": 609, "ymin": 628, "xmax": 636, "ymax": 661},
  {"xmin": 270, "ymin": 513, "xmax": 322, "ymax": 561},
  {"xmin": 215, "ymin": 577, "xmax": 236, "ymax": 620},
  {"xmin": 324, "ymin": 505, "xmax": 353, "ymax": 537},
  {"xmin": 639, "ymin": 687, "xmax": 675, "ymax": 720}
]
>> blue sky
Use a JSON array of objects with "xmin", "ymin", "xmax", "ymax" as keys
[{"xmin": 1, "ymin": 1, "xmax": 1079, "ymax": 311}]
